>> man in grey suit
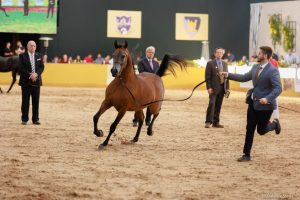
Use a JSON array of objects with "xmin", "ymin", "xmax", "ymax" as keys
[
  {"xmin": 222, "ymin": 46, "xmax": 282, "ymax": 162},
  {"xmin": 205, "ymin": 47, "xmax": 229, "ymax": 128}
]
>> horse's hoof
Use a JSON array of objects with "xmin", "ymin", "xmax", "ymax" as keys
[
  {"xmin": 94, "ymin": 129, "xmax": 103, "ymax": 137},
  {"xmin": 147, "ymin": 129, "xmax": 153, "ymax": 136},
  {"xmin": 98, "ymin": 144, "xmax": 106, "ymax": 150},
  {"xmin": 131, "ymin": 139, "xmax": 138, "ymax": 143}
]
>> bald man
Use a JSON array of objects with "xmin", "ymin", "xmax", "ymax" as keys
[{"xmin": 19, "ymin": 41, "xmax": 44, "ymax": 125}]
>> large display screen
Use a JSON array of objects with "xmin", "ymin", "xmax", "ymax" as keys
[{"xmin": 0, "ymin": 0, "xmax": 57, "ymax": 34}]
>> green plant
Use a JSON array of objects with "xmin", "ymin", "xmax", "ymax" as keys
[
  {"xmin": 278, "ymin": 59, "xmax": 289, "ymax": 68},
  {"xmin": 269, "ymin": 14, "xmax": 282, "ymax": 49},
  {"xmin": 236, "ymin": 60, "xmax": 246, "ymax": 66},
  {"xmin": 282, "ymin": 23, "xmax": 295, "ymax": 52}
]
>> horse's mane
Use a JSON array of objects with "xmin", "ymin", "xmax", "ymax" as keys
[{"xmin": 156, "ymin": 54, "xmax": 187, "ymax": 77}]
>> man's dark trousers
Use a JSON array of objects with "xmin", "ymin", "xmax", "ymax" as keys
[
  {"xmin": 243, "ymin": 99, "xmax": 276, "ymax": 155},
  {"xmin": 21, "ymin": 86, "xmax": 40, "ymax": 123},
  {"xmin": 205, "ymin": 86, "xmax": 225, "ymax": 124}
]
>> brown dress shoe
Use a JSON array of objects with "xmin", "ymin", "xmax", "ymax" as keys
[{"xmin": 212, "ymin": 123, "xmax": 224, "ymax": 128}]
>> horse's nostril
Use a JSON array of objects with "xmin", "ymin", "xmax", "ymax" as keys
[{"xmin": 111, "ymin": 68, "xmax": 117, "ymax": 77}]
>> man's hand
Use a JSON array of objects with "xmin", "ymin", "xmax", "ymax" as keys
[
  {"xmin": 207, "ymin": 88, "xmax": 213, "ymax": 95},
  {"xmin": 220, "ymin": 72, "xmax": 228, "ymax": 78},
  {"xmin": 259, "ymin": 98, "xmax": 268, "ymax": 104},
  {"xmin": 29, "ymin": 73, "xmax": 38, "ymax": 82}
]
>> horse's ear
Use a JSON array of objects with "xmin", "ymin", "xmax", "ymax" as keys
[
  {"xmin": 114, "ymin": 40, "xmax": 119, "ymax": 49},
  {"xmin": 124, "ymin": 40, "xmax": 128, "ymax": 49}
]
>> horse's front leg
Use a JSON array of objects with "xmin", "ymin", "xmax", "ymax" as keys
[
  {"xmin": 147, "ymin": 113, "xmax": 159, "ymax": 136},
  {"xmin": 0, "ymin": 87, "xmax": 3, "ymax": 93},
  {"xmin": 93, "ymin": 99, "xmax": 111, "ymax": 137},
  {"xmin": 131, "ymin": 110, "xmax": 144, "ymax": 143},
  {"xmin": 7, "ymin": 71, "xmax": 17, "ymax": 93},
  {"xmin": 99, "ymin": 109, "xmax": 126, "ymax": 149}
]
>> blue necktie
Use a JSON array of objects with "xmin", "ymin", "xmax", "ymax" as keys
[{"xmin": 218, "ymin": 60, "xmax": 223, "ymax": 71}]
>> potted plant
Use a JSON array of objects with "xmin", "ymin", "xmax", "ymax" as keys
[
  {"xmin": 269, "ymin": 14, "xmax": 282, "ymax": 51},
  {"xmin": 282, "ymin": 21, "xmax": 295, "ymax": 52}
]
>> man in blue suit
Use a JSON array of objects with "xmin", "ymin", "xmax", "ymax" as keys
[
  {"xmin": 132, "ymin": 46, "xmax": 160, "ymax": 127},
  {"xmin": 222, "ymin": 46, "xmax": 282, "ymax": 162}
]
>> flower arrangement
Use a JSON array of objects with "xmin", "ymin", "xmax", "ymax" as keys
[
  {"xmin": 268, "ymin": 14, "xmax": 282, "ymax": 50},
  {"xmin": 236, "ymin": 60, "xmax": 247, "ymax": 66},
  {"xmin": 278, "ymin": 59, "xmax": 289, "ymax": 68}
]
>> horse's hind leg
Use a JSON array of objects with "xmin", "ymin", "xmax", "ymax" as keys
[
  {"xmin": 99, "ymin": 110, "xmax": 126, "ymax": 149},
  {"xmin": 1, "ymin": 8, "xmax": 9, "ymax": 17},
  {"xmin": 93, "ymin": 100, "xmax": 111, "ymax": 137},
  {"xmin": 7, "ymin": 71, "xmax": 17, "ymax": 93},
  {"xmin": 131, "ymin": 110, "xmax": 145, "ymax": 143},
  {"xmin": 0, "ymin": 87, "xmax": 3, "ymax": 93},
  {"xmin": 147, "ymin": 113, "xmax": 159, "ymax": 136}
]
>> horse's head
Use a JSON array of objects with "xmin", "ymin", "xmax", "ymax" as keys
[{"xmin": 111, "ymin": 40, "xmax": 131, "ymax": 77}]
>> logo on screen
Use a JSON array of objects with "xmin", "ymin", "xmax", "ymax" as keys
[
  {"xmin": 183, "ymin": 17, "xmax": 201, "ymax": 37},
  {"xmin": 116, "ymin": 16, "xmax": 131, "ymax": 35}
]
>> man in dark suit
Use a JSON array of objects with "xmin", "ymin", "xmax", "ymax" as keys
[
  {"xmin": 47, "ymin": 0, "xmax": 55, "ymax": 18},
  {"xmin": 205, "ymin": 47, "xmax": 229, "ymax": 128},
  {"xmin": 222, "ymin": 46, "xmax": 282, "ymax": 162},
  {"xmin": 23, "ymin": 0, "xmax": 29, "ymax": 16},
  {"xmin": 132, "ymin": 46, "xmax": 160, "ymax": 127},
  {"xmin": 19, "ymin": 41, "xmax": 45, "ymax": 125}
]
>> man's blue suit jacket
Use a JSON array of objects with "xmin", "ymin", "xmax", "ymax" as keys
[{"xmin": 228, "ymin": 63, "xmax": 282, "ymax": 111}]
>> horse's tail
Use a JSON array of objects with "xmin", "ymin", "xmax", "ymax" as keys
[{"xmin": 156, "ymin": 54, "xmax": 187, "ymax": 77}]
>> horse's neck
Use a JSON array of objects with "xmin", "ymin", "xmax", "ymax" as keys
[{"xmin": 121, "ymin": 62, "xmax": 136, "ymax": 82}]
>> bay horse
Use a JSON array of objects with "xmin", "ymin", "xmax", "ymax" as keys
[
  {"xmin": 0, "ymin": 56, "xmax": 19, "ymax": 93},
  {"xmin": 93, "ymin": 41, "xmax": 187, "ymax": 149}
]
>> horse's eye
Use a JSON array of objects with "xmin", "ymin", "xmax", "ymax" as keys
[{"xmin": 121, "ymin": 55, "xmax": 125, "ymax": 60}]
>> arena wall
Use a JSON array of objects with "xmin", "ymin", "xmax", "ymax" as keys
[{"xmin": 0, "ymin": 64, "xmax": 299, "ymax": 97}]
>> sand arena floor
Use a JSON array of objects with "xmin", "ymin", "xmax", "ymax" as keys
[{"xmin": 0, "ymin": 86, "xmax": 299, "ymax": 200}]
